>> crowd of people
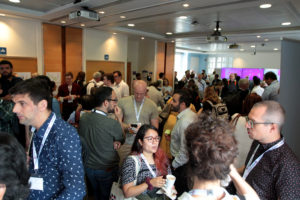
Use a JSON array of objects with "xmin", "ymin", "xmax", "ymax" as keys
[{"xmin": 0, "ymin": 59, "xmax": 299, "ymax": 200}]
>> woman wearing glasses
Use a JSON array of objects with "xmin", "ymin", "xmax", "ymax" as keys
[{"xmin": 121, "ymin": 124, "xmax": 173, "ymax": 199}]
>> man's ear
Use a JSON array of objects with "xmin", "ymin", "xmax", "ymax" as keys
[{"xmin": 38, "ymin": 99, "xmax": 48, "ymax": 112}]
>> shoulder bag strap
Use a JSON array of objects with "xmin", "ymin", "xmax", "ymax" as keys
[{"xmin": 130, "ymin": 155, "xmax": 141, "ymax": 185}]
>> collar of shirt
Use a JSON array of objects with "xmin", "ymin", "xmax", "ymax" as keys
[
  {"xmin": 177, "ymin": 107, "xmax": 191, "ymax": 120},
  {"xmin": 115, "ymin": 80, "xmax": 124, "ymax": 88},
  {"xmin": 259, "ymin": 136, "xmax": 283, "ymax": 150},
  {"xmin": 34, "ymin": 112, "xmax": 55, "ymax": 138}
]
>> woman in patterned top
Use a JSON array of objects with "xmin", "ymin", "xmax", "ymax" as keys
[
  {"xmin": 121, "ymin": 125, "xmax": 172, "ymax": 200},
  {"xmin": 178, "ymin": 114, "xmax": 259, "ymax": 200}
]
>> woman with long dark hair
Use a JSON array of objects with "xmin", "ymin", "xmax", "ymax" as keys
[
  {"xmin": 0, "ymin": 132, "xmax": 30, "ymax": 200},
  {"xmin": 121, "ymin": 125, "xmax": 173, "ymax": 199}
]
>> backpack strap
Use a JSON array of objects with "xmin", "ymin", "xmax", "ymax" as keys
[{"xmin": 205, "ymin": 100, "xmax": 214, "ymax": 107}]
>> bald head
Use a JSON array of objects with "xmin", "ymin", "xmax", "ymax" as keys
[{"xmin": 133, "ymin": 80, "xmax": 147, "ymax": 102}]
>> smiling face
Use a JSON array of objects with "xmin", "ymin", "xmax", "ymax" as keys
[
  {"xmin": 12, "ymin": 94, "xmax": 41, "ymax": 127},
  {"xmin": 139, "ymin": 129, "xmax": 160, "ymax": 154}
]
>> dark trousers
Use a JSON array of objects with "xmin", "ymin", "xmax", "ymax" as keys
[
  {"xmin": 85, "ymin": 167, "xmax": 118, "ymax": 200},
  {"xmin": 172, "ymin": 164, "xmax": 189, "ymax": 196}
]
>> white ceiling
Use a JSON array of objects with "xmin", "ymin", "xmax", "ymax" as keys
[{"xmin": 0, "ymin": 0, "xmax": 300, "ymax": 53}]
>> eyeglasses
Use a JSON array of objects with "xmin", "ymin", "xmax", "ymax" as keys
[
  {"xmin": 144, "ymin": 136, "xmax": 161, "ymax": 143},
  {"xmin": 245, "ymin": 116, "xmax": 274, "ymax": 129},
  {"xmin": 107, "ymin": 98, "xmax": 118, "ymax": 102}
]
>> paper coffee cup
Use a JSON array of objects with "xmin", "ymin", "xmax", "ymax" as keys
[{"xmin": 163, "ymin": 175, "xmax": 176, "ymax": 193}]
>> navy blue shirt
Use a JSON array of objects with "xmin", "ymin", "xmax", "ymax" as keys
[{"xmin": 28, "ymin": 112, "xmax": 86, "ymax": 199}]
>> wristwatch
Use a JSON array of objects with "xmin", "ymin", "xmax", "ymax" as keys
[{"xmin": 145, "ymin": 177, "xmax": 153, "ymax": 191}]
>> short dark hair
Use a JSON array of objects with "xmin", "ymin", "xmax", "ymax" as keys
[
  {"xmin": 113, "ymin": 71, "xmax": 122, "ymax": 77},
  {"xmin": 93, "ymin": 86, "xmax": 113, "ymax": 107},
  {"xmin": 105, "ymin": 73, "xmax": 114, "ymax": 84},
  {"xmin": 159, "ymin": 72, "xmax": 164, "ymax": 79},
  {"xmin": 253, "ymin": 76, "xmax": 260, "ymax": 85},
  {"xmin": 65, "ymin": 72, "xmax": 73, "ymax": 78},
  {"xmin": 0, "ymin": 132, "xmax": 30, "ymax": 199},
  {"xmin": 264, "ymin": 71, "xmax": 277, "ymax": 80},
  {"xmin": 186, "ymin": 114, "xmax": 238, "ymax": 181},
  {"xmin": 174, "ymin": 89, "xmax": 192, "ymax": 107},
  {"xmin": 0, "ymin": 60, "xmax": 13, "ymax": 68},
  {"xmin": 79, "ymin": 95, "xmax": 95, "ymax": 110},
  {"xmin": 9, "ymin": 78, "xmax": 52, "ymax": 110}
]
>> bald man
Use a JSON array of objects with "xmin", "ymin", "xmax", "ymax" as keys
[{"xmin": 117, "ymin": 80, "xmax": 159, "ymax": 165}]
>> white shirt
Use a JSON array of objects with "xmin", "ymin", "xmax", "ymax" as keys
[
  {"xmin": 114, "ymin": 80, "xmax": 129, "ymax": 100},
  {"xmin": 171, "ymin": 108, "xmax": 197, "ymax": 168},
  {"xmin": 251, "ymin": 85, "xmax": 264, "ymax": 97},
  {"xmin": 86, "ymin": 79, "xmax": 103, "ymax": 95}
]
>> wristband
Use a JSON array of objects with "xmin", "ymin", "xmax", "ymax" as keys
[{"xmin": 145, "ymin": 177, "xmax": 154, "ymax": 191}]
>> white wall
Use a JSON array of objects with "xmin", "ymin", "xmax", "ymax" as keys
[
  {"xmin": 127, "ymin": 39, "xmax": 139, "ymax": 72},
  {"xmin": 137, "ymin": 38, "xmax": 156, "ymax": 74},
  {"xmin": 0, "ymin": 16, "xmax": 43, "ymax": 73},
  {"xmin": 231, "ymin": 52, "xmax": 281, "ymax": 69},
  {"xmin": 84, "ymin": 29, "xmax": 128, "ymax": 62}
]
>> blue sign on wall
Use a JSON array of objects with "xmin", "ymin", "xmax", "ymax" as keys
[
  {"xmin": 104, "ymin": 54, "xmax": 109, "ymax": 60},
  {"xmin": 0, "ymin": 47, "xmax": 7, "ymax": 55}
]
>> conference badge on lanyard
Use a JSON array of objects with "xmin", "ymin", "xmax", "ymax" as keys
[{"xmin": 29, "ymin": 114, "xmax": 56, "ymax": 191}]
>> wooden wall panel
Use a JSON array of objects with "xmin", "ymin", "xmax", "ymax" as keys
[
  {"xmin": 0, "ymin": 57, "xmax": 37, "ymax": 74},
  {"xmin": 156, "ymin": 42, "xmax": 165, "ymax": 79},
  {"xmin": 165, "ymin": 43, "xmax": 175, "ymax": 86},
  {"xmin": 43, "ymin": 24, "xmax": 62, "ymax": 74},
  {"xmin": 66, "ymin": 27, "xmax": 82, "ymax": 77},
  {"xmin": 86, "ymin": 60, "xmax": 125, "ymax": 82}
]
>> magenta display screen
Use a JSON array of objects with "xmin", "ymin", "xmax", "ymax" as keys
[
  {"xmin": 241, "ymin": 68, "xmax": 264, "ymax": 80},
  {"xmin": 221, "ymin": 68, "xmax": 264, "ymax": 80},
  {"xmin": 221, "ymin": 68, "xmax": 242, "ymax": 79}
]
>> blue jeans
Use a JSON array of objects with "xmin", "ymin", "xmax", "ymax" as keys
[{"xmin": 85, "ymin": 167, "xmax": 118, "ymax": 200}]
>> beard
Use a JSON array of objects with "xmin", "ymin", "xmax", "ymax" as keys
[
  {"xmin": 107, "ymin": 107, "xmax": 115, "ymax": 113},
  {"xmin": 2, "ymin": 72, "xmax": 12, "ymax": 78},
  {"xmin": 171, "ymin": 104, "xmax": 180, "ymax": 112}
]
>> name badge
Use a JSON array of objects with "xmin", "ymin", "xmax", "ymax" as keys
[{"xmin": 29, "ymin": 175, "xmax": 44, "ymax": 191}]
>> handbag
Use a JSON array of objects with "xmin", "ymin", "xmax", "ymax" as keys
[{"xmin": 110, "ymin": 155, "xmax": 140, "ymax": 200}]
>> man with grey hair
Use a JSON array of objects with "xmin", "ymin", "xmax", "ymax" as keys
[
  {"xmin": 86, "ymin": 71, "xmax": 103, "ymax": 95},
  {"xmin": 242, "ymin": 100, "xmax": 300, "ymax": 199}
]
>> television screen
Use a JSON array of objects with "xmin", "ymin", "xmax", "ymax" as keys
[
  {"xmin": 221, "ymin": 68, "xmax": 242, "ymax": 79},
  {"xmin": 241, "ymin": 68, "xmax": 264, "ymax": 80}
]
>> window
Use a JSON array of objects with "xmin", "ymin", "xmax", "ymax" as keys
[{"xmin": 207, "ymin": 56, "xmax": 233, "ymax": 74}]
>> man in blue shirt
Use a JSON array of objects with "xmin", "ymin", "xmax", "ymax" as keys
[{"xmin": 10, "ymin": 78, "xmax": 86, "ymax": 199}]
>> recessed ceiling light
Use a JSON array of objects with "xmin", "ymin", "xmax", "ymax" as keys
[
  {"xmin": 251, "ymin": 45, "xmax": 256, "ymax": 48},
  {"xmin": 179, "ymin": 16, "xmax": 188, "ymax": 19},
  {"xmin": 259, "ymin": 4, "xmax": 272, "ymax": 9},
  {"xmin": 98, "ymin": 11, "xmax": 105, "ymax": 14},
  {"xmin": 182, "ymin": 3, "xmax": 189, "ymax": 8},
  {"xmin": 281, "ymin": 22, "xmax": 291, "ymax": 26},
  {"xmin": 171, "ymin": 40, "xmax": 175, "ymax": 43},
  {"xmin": 264, "ymin": 38, "xmax": 269, "ymax": 42},
  {"xmin": 80, "ymin": 24, "xmax": 85, "ymax": 27},
  {"xmin": 274, "ymin": 48, "xmax": 279, "ymax": 51},
  {"xmin": 240, "ymin": 49, "xmax": 245, "ymax": 51},
  {"xmin": 120, "ymin": 16, "xmax": 126, "ymax": 19},
  {"xmin": 9, "ymin": 0, "xmax": 20, "ymax": 3},
  {"xmin": 141, "ymin": 37, "xmax": 145, "ymax": 40},
  {"xmin": 0, "ymin": 13, "xmax": 6, "ymax": 16},
  {"xmin": 128, "ymin": 23, "xmax": 135, "ymax": 27},
  {"xmin": 61, "ymin": 20, "xmax": 66, "ymax": 24},
  {"xmin": 166, "ymin": 32, "xmax": 173, "ymax": 35},
  {"xmin": 113, "ymin": 32, "xmax": 117, "ymax": 35},
  {"xmin": 257, "ymin": 35, "xmax": 261, "ymax": 38}
]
